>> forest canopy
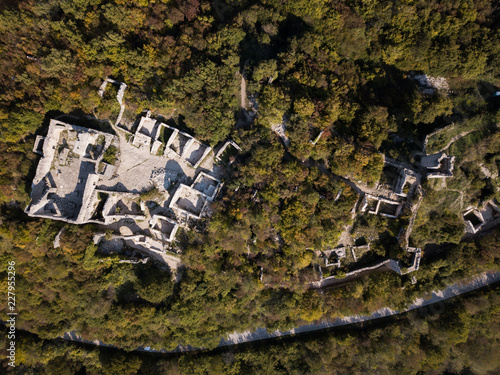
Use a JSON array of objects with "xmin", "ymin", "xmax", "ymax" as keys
[{"xmin": 0, "ymin": 0, "xmax": 499, "ymax": 371}]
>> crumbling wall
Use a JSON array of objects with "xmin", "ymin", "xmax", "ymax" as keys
[{"xmin": 98, "ymin": 77, "xmax": 127, "ymax": 126}]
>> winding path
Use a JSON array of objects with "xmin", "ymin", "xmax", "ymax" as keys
[
  {"xmin": 220, "ymin": 271, "xmax": 500, "ymax": 348},
  {"xmin": 57, "ymin": 270, "xmax": 500, "ymax": 353},
  {"xmin": 437, "ymin": 130, "xmax": 477, "ymax": 153}
]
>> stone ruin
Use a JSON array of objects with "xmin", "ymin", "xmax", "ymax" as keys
[
  {"xmin": 33, "ymin": 135, "xmax": 45, "ymax": 156},
  {"xmin": 383, "ymin": 158, "xmax": 421, "ymax": 197},
  {"xmin": 317, "ymin": 243, "xmax": 421, "ymax": 286},
  {"xmin": 463, "ymin": 202, "xmax": 500, "ymax": 234},
  {"xmin": 463, "ymin": 208, "xmax": 485, "ymax": 234},
  {"xmin": 394, "ymin": 169, "xmax": 419, "ymax": 196},
  {"xmin": 417, "ymin": 152, "xmax": 455, "ymax": 178},
  {"xmin": 90, "ymin": 191, "xmax": 145, "ymax": 225},
  {"xmin": 169, "ymin": 172, "xmax": 222, "ymax": 220},
  {"xmin": 27, "ymin": 118, "xmax": 227, "ymax": 268},
  {"xmin": 313, "ymin": 153, "xmax": 426, "ymax": 285},
  {"xmin": 323, "ymin": 247, "xmax": 346, "ymax": 268},
  {"xmin": 271, "ymin": 115, "xmax": 291, "ymax": 148},
  {"xmin": 149, "ymin": 214, "xmax": 179, "ymax": 242},
  {"xmin": 359, "ymin": 194, "xmax": 404, "ymax": 219},
  {"xmin": 215, "ymin": 140, "xmax": 242, "ymax": 164},
  {"xmin": 310, "ymin": 130, "xmax": 325, "ymax": 146},
  {"xmin": 409, "ymin": 73, "xmax": 449, "ymax": 95},
  {"xmin": 26, "ymin": 119, "xmax": 118, "ymax": 224},
  {"xmin": 132, "ymin": 115, "xmax": 212, "ymax": 169},
  {"xmin": 350, "ymin": 243, "xmax": 370, "ymax": 262},
  {"xmin": 98, "ymin": 77, "xmax": 127, "ymax": 126},
  {"xmin": 404, "ymin": 247, "xmax": 421, "ymax": 274}
]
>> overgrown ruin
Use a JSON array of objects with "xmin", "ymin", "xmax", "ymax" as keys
[
  {"xmin": 463, "ymin": 202, "xmax": 500, "ymax": 234},
  {"xmin": 359, "ymin": 194, "xmax": 404, "ymax": 219},
  {"xmin": 26, "ymin": 116, "xmax": 231, "ymax": 269}
]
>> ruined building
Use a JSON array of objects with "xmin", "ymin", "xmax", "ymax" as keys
[
  {"xmin": 418, "ymin": 152, "xmax": 455, "ymax": 178},
  {"xmin": 27, "ymin": 119, "xmax": 118, "ymax": 224},
  {"xmin": 359, "ymin": 194, "xmax": 404, "ymax": 219},
  {"xmin": 27, "ymin": 118, "xmax": 228, "ymax": 266}
]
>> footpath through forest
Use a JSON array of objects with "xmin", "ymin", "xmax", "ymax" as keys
[
  {"xmin": 56, "ymin": 270, "xmax": 500, "ymax": 353},
  {"xmin": 218, "ymin": 271, "xmax": 500, "ymax": 347}
]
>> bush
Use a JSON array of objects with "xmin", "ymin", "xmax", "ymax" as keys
[{"xmin": 103, "ymin": 145, "xmax": 118, "ymax": 165}]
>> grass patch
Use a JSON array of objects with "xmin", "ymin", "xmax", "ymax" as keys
[
  {"xmin": 425, "ymin": 117, "xmax": 487, "ymax": 154},
  {"xmin": 103, "ymin": 145, "xmax": 118, "ymax": 165},
  {"xmin": 448, "ymin": 129, "xmax": 491, "ymax": 163},
  {"xmin": 410, "ymin": 189, "xmax": 464, "ymax": 246},
  {"xmin": 139, "ymin": 186, "xmax": 164, "ymax": 202},
  {"xmin": 416, "ymin": 189, "xmax": 462, "ymax": 221},
  {"xmin": 156, "ymin": 143, "xmax": 165, "ymax": 156},
  {"xmin": 97, "ymin": 162, "xmax": 105, "ymax": 173},
  {"xmin": 159, "ymin": 125, "xmax": 174, "ymax": 144}
]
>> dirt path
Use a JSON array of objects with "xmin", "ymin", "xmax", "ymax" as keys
[
  {"xmin": 219, "ymin": 271, "xmax": 500, "ymax": 348},
  {"xmin": 240, "ymin": 73, "xmax": 247, "ymax": 109},
  {"xmin": 58, "ymin": 271, "xmax": 500, "ymax": 352}
]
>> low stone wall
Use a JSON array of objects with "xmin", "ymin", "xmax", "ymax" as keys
[{"xmin": 422, "ymin": 123, "xmax": 455, "ymax": 153}]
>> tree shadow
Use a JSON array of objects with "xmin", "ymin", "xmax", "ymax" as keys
[
  {"xmin": 174, "ymin": 114, "xmax": 196, "ymax": 135},
  {"xmin": 355, "ymin": 236, "xmax": 367, "ymax": 246},
  {"xmin": 235, "ymin": 108, "xmax": 255, "ymax": 129},
  {"xmin": 238, "ymin": 13, "xmax": 311, "ymax": 72},
  {"xmin": 55, "ymin": 109, "xmax": 116, "ymax": 135},
  {"xmin": 22, "ymin": 144, "xmax": 41, "ymax": 199},
  {"xmin": 114, "ymin": 281, "xmax": 141, "ymax": 303}
]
